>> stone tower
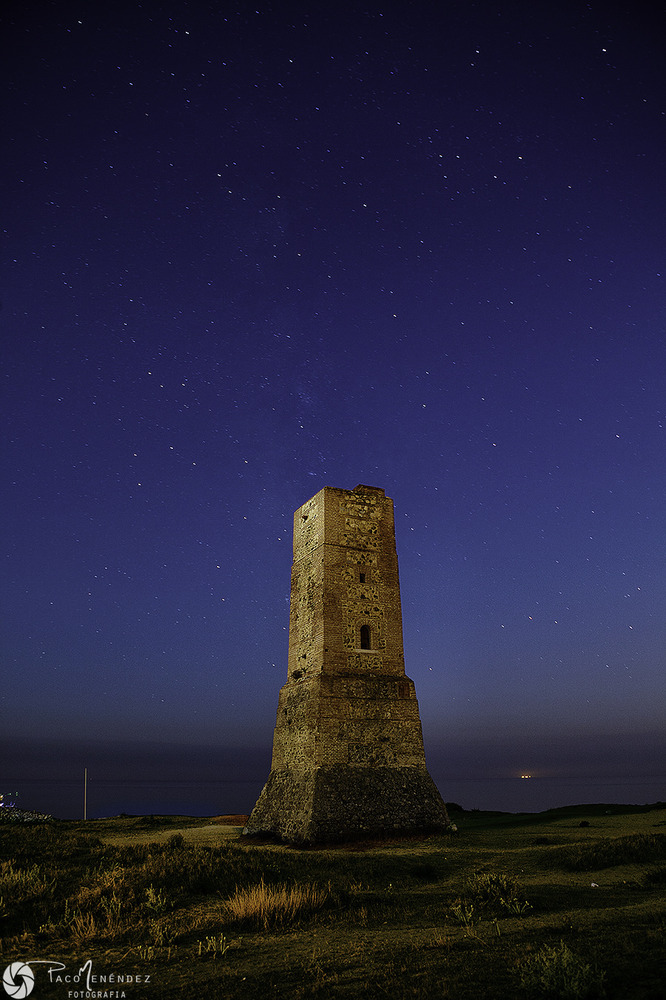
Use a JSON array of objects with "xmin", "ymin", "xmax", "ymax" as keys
[{"xmin": 244, "ymin": 484, "xmax": 449, "ymax": 844}]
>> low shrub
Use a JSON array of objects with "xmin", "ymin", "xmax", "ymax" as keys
[
  {"xmin": 465, "ymin": 871, "xmax": 532, "ymax": 916},
  {"xmin": 519, "ymin": 941, "xmax": 605, "ymax": 998}
]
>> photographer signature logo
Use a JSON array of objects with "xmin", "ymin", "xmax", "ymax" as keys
[
  {"xmin": 3, "ymin": 959, "xmax": 151, "ymax": 997},
  {"xmin": 2, "ymin": 964, "xmax": 35, "ymax": 998}
]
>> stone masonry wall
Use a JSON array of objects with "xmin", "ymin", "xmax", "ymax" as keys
[
  {"xmin": 288, "ymin": 485, "xmax": 405, "ymax": 680},
  {"xmin": 271, "ymin": 485, "xmax": 426, "ymax": 774},
  {"xmin": 246, "ymin": 484, "xmax": 449, "ymax": 843}
]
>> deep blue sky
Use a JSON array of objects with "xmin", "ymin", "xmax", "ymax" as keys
[{"xmin": 2, "ymin": 1, "xmax": 665, "ymax": 803}]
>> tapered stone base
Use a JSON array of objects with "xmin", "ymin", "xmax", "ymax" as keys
[{"xmin": 243, "ymin": 765, "xmax": 450, "ymax": 845}]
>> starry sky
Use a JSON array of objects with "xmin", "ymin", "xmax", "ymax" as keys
[{"xmin": 2, "ymin": 1, "xmax": 665, "ymax": 808}]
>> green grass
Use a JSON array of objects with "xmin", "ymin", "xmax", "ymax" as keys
[
  {"xmin": 1, "ymin": 804, "xmax": 665, "ymax": 998},
  {"xmin": 547, "ymin": 833, "xmax": 666, "ymax": 872}
]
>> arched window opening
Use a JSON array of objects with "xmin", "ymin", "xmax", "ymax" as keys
[{"xmin": 360, "ymin": 624, "xmax": 371, "ymax": 649}]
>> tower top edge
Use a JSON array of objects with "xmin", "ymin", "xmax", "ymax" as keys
[
  {"xmin": 295, "ymin": 484, "xmax": 390, "ymax": 512},
  {"xmin": 353, "ymin": 484, "xmax": 386, "ymax": 495}
]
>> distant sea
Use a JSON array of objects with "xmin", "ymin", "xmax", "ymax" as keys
[
  {"xmin": 3, "ymin": 776, "xmax": 665, "ymax": 822},
  {"xmin": 1, "ymin": 777, "xmax": 262, "ymax": 821},
  {"xmin": 3, "ymin": 735, "xmax": 664, "ymax": 820}
]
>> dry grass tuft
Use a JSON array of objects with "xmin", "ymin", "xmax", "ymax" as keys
[{"xmin": 222, "ymin": 878, "xmax": 331, "ymax": 929}]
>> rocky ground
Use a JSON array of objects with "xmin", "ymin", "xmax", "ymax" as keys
[{"xmin": 0, "ymin": 805, "xmax": 54, "ymax": 823}]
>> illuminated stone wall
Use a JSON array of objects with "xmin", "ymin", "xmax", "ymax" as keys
[{"xmin": 245, "ymin": 484, "xmax": 449, "ymax": 844}]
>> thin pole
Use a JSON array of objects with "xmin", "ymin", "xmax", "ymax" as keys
[{"xmin": 84, "ymin": 767, "xmax": 88, "ymax": 821}]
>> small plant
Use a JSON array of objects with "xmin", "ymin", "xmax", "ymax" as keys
[
  {"xmin": 92, "ymin": 862, "xmax": 126, "ymax": 891},
  {"xmin": 148, "ymin": 917, "xmax": 177, "ymax": 947},
  {"xmin": 449, "ymin": 899, "xmax": 488, "ymax": 944},
  {"xmin": 70, "ymin": 910, "xmax": 98, "ymax": 943},
  {"xmin": 347, "ymin": 880, "xmax": 368, "ymax": 892},
  {"xmin": 101, "ymin": 892, "xmax": 122, "ymax": 921},
  {"xmin": 39, "ymin": 899, "xmax": 72, "ymax": 936},
  {"xmin": 501, "ymin": 895, "xmax": 532, "ymax": 915},
  {"xmin": 100, "ymin": 892, "xmax": 125, "ymax": 937},
  {"xmin": 144, "ymin": 884, "xmax": 169, "ymax": 914},
  {"xmin": 450, "ymin": 898, "xmax": 478, "ymax": 928},
  {"xmin": 466, "ymin": 871, "xmax": 532, "ymax": 916},
  {"xmin": 137, "ymin": 940, "xmax": 177, "ymax": 963},
  {"xmin": 197, "ymin": 932, "xmax": 231, "ymax": 958},
  {"xmin": 519, "ymin": 941, "xmax": 605, "ymax": 998}
]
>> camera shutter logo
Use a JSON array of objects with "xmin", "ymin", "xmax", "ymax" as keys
[{"xmin": 2, "ymin": 964, "xmax": 35, "ymax": 999}]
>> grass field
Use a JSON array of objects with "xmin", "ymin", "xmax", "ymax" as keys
[{"xmin": 1, "ymin": 803, "xmax": 665, "ymax": 998}]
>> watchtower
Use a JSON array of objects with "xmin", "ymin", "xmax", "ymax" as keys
[{"xmin": 244, "ymin": 485, "xmax": 449, "ymax": 843}]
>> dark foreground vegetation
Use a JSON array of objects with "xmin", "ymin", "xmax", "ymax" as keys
[{"xmin": 1, "ymin": 804, "xmax": 665, "ymax": 998}]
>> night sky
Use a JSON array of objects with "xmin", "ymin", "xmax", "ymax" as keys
[{"xmin": 3, "ymin": 1, "xmax": 665, "ymax": 811}]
